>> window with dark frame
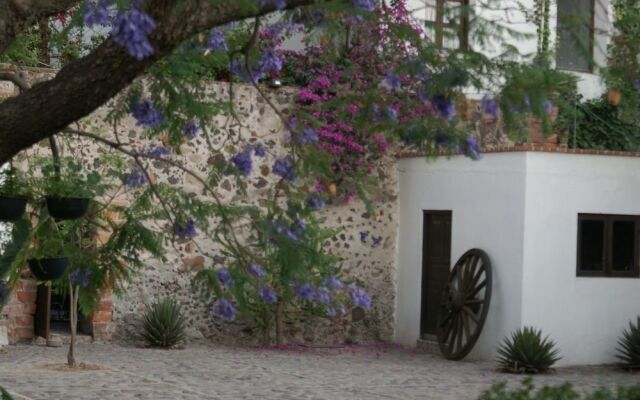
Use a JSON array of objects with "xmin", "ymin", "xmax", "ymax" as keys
[
  {"xmin": 414, "ymin": 0, "xmax": 470, "ymax": 50},
  {"xmin": 556, "ymin": 0, "xmax": 595, "ymax": 73},
  {"xmin": 577, "ymin": 214, "xmax": 639, "ymax": 277}
]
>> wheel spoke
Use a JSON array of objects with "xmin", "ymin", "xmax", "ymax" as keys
[
  {"xmin": 467, "ymin": 279, "xmax": 487, "ymax": 299},
  {"xmin": 462, "ymin": 312, "xmax": 472, "ymax": 340},
  {"xmin": 463, "ymin": 306, "xmax": 480, "ymax": 323},
  {"xmin": 455, "ymin": 313, "xmax": 464, "ymax": 353}
]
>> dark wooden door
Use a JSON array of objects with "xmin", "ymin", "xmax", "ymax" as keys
[
  {"xmin": 420, "ymin": 211, "xmax": 452, "ymax": 337},
  {"xmin": 34, "ymin": 284, "xmax": 51, "ymax": 339}
]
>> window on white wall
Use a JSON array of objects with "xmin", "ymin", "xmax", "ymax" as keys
[
  {"xmin": 411, "ymin": 0, "xmax": 470, "ymax": 50},
  {"xmin": 556, "ymin": 0, "xmax": 595, "ymax": 73},
  {"xmin": 577, "ymin": 214, "xmax": 639, "ymax": 277}
]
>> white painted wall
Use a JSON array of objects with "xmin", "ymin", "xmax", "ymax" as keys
[
  {"xmin": 521, "ymin": 152, "xmax": 640, "ymax": 366},
  {"xmin": 395, "ymin": 153, "xmax": 527, "ymax": 360},
  {"xmin": 405, "ymin": 0, "xmax": 612, "ymax": 99}
]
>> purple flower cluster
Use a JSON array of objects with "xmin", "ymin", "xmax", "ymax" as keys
[
  {"xmin": 324, "ymin": 276, "xmax": 343, "ymax": 290},
  {"xmin": 272, "ymin": 157, "xmax": 295, "ymax": 182},
  {"xmin": 543, "ymin": 99, "xmax": 554, "ymax": 115},
  {"xmin": 431, "ymin": 95, "xmax": 456, "ymax": 120},
  {"xmin": 182, "ymin": 121, "xmax": 198, "ymax": 139},
  {"xmin": 229, "ymin": 149, "xmax": 253, "ymax": 176},
  {"xmin": 69, "ymin": 269, "xmax": 92, "ymax": 288},
  {"xmin": 230, "ymin": 58, "xmax": 262, "ymax": 83},
  {"xmin": 314, "ymin": 287, "xmax": 332, "ymax": 304},
  {"xmin": 297, "ymin": 128, "xmax": 318, "ymax": 145},
  {"xmin": 111, "ymin": 8, "xmax": 156, "ymax": 60},
  {"xmin": 131, "ymin": 99, "xmax": 164, "ymax": 128},
  {"xmin": 463, "ymin": 136, "xmax": 482, "ymax": 160},
  {"xmin": 481, "ymin": 95, "xmax": 498, "ymax": 118},
  {"xmin": 174, "ymin": 219, "xmax": 197, "ymax": 240},
  {"xmin": 359, "ymin": 231, "xmax": 368, "ymax": 242},
  {"xmin": 384, "ymin": 71, "xmax": 401, "ymax": 90},
  {"xmin": 217, "ymin": 268, "xmax": 234, "ymax": 287},
  {"xmin": 207, "ymin": 29, "xmax": 228, "ymax": 52},
  {"xmin": 371, "ymin": 235, "xmax": 382, "ymax": 248},
  {"xmin": 258, "ymin": 49, "xmax": 283, "ymax": 74},
  {"xmin": 306, "ymin": 194, "xmax": 325, "ymax": 210},
  {"xmin": 0, "ymin": 280, "xmax": 9, "ymax": 304},
  {"xmin": 327, "ymin": 303, "xmax": 346, "ymax": 317},
  {"xmin": 83, "ymin": 0, "xmax": 110, "ymax": 27},
  {"xmin": 247, "ymin": 263, "xmax": 266, "ymax": 279},
  {"xmin": 353, "ymin": 0, "xmax": 375, "ymax": 11},
  {"xmin": 124, "ymin": 167, "xmax": 147, "ymax": 187},
  {"xmin": 253, "ymin": 143, "xmax": 266, "ymax": 157},
  {"xmin": 350, "ymin": 286, "xmax": 371, "ymax": 308},
  {"xmin": 143, "ymin": 145, "xmax": 170, "ymax": 157},
  {"xmin": 212, "ymin": 298, "xmax": 236, "ymax": 321},
  {"xmin": 258, "ymin": 0, "xmax": 287, "ymax": 10},
  {"xmin": 293, "ymin": 283, "xmax": 316, "ymax": 301},
  {"xmin": 258, "ymin": 286, "xmax": 278, "ymax": 304}
]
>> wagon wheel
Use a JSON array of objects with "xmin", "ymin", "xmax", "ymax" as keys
[{"xmin": 436, "ymin": 248, "xmax": 492, "ymax": 360}]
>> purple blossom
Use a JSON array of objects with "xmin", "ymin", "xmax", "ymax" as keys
[
  {"xmin": 324, "ymin": 276, "xmax": 343, "ymax": 290},
  {"xmin": 314, "ymin": 287, "xmax": 332, "ymax": 304},
  {"xmin": 143, "ymin": 145, "xmax": 170, "ymax": 157},
  {"xmin": 359, "ymin": 231, "xmax": 368, "ymax": 243},
  {"xmin": 131, "ymin": 99, "xmax": 164, "ymax": 128},
  {"xmin": 253, "ymin": 144, "xmax": 266, "ymax": 157},
  {"xmin": 111, "ymin": 8, "xmax": 156, "ymax": 60},
  {"xmin": 371, "ymin": 235, "xmax": 382, "ymax": 248},
  {"xmin": 124, "ymin": 167, "xmax": 147, "ymax": 187},
  {"xmin": 293, "ymin": 219, "xmax": 306, "ymax": 232},
  {"xmin": 350, "ymin": 286, "xmax": 371, "ymax": 308},
  {"xmin": 431, "ymin": 95, "xmax": 456, "ymax": 120},
  {"xmin": 259, "ymin": 49, "xmax": 283, "ymax": 73},
  {"xmin": 83, "ymin": 0, "xmax": 110, "ymax": 27},
  {"xmin": 212, "ymin": 298, "xmax": 236, "ymax": 321},
  {"xmin": 229, "ymin": 149, "xmax": 253, "ymax": 176},
  {"xmin": 217, "ymin": 268, "xmax": 234, "ymax": 287},
  {"xmin": 306, "ymin": 195, "xmax": 325, "ymax": 210},
  {"xmin": 294, "ymin": 283, "xmax": 315, "ymax": 301},
  {"xmin": 230, "ymin": 58, "xmax": 265, "ymax": 83},
  {"xmin": 481, "ymin": 95, "xmax": 498, "ymax": 118},
  {"xmin": 258, "ymin": 0, "xmax": 287, "ymax": 10},
  {"xmin": 174, "ymin": 219, "xmax": 197, "ymax": 240},
  {"xmin": 353, "ymin": 0, "xmax": 375, "ymax": 11},
  {"xmin": 543, "ymin": 99, "xmax": 554, "ymax": 115},
  {"xmin": 297, "ymin": 128, "xmax": 318, "ymax": 145},
  {"xmin": 385, "ymin": 107, "xmax": 398, "ymax": 122},
  {"xmin": 207, "ymin": 29, "xmax": 228, "ymax": 52},
  {"xmin": 272, "ymin": 157, "xmax": 296, "ymax": 182},
  {"xmin": 69, "ymin": 269, "xmax": 92, "ymax": 288},
  {"xmin": 384, "ymin": 71, "xmax": 401, "ymax": 90},
  {"xmin": 0, "ymin": 280, "xmax": 9, "ymax": 304},
  {"xmin": 327, "ymin": 307, "xmax": 337, "ymax": 317},
  {"xmin": 258, "ymin": 286, "xmax": 278, "ymax": 304},
  {"xmin": 464, "ymin": 135, "xmax": 482, "ymax": 160},
  {"xmin": 247, "ymin": 263, "xmax": 266, "ymax": 279},
  {"xmin": 182, "ymin": 121, "xmax": 198, "ymax": 139}
]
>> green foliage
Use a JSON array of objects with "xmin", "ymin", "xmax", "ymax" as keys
[
  {"xmin": 496, "ymin": 326, "xmax": 561, "ymax": 374},
  {"xmin": 558, "ymin": 97, "xmax": 640, "ymax": 151},
  {"xmin": 0, "ymin": 27, "xmax": 42, "ymax": 67},
  {"xmin": 617, "ymin": 316, "xmax": 640, "ymax": 369},
  {"xmin": 0, "ymin": 167, "xmax": 28, "ymax": 197},
  {"xmin": 0, "ymin": 386, "xmax": 14, "ymax": 400},
  {"xmin": 36, "ymin": 157, "xmax": 102, "ymax": 198},
  {"xmin": 142, "ymin": 298, "xmax": 187, "ymax": 348},
  {"xmin": 479, "ymin": 379, "xmax": 640, "ymax": 400}
]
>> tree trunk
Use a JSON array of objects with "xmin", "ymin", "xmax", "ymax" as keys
[
  {"xmin": 261, "ymin": 309, "xmax": 270, "ymax": 346},
  {"xmin": 38, "ymin": 17, "xmax": 50, "ymax": 66},
  {"xmin": 67, "ymin": 284, "xmax": 79, "ymax": 368},
  {"xmin": 275, "ymin": 300, "xmax": 284, "ymax": 347}
]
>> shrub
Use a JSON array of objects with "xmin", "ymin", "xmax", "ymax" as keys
[
  {"xmin": 1, "ymin": 386, "xmax": 14, "ymax": 400},
  {"xmin": 617, "ymin": 316, "xmax": 640, "ymax": 369},
  {"xmin": 141, "ymin": 298, "xmax": 186, "ymax": 348},
  {"xmin": 496, "ymin": 326, "xmax": 561, "ymax": 373},
  {"xmin": 479, "ymin": 379, "xmax": 640, "ymax": 400}
]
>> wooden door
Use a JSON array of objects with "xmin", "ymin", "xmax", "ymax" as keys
[
  {"xmin": 420, "ymin": 211, "xmax": 452, "ymax": 337},
  {"xmin": 34, "ymin": 284, "xmax": 51, "ymax": 339}
]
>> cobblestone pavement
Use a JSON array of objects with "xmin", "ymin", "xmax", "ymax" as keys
[{"xmin": 0, "ymin": 343, "xmax": 638, "ymax": 400}]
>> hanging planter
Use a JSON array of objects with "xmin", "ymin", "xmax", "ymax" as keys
[
  {"xmin": 28, "ymin": 257, "xmax": 69, "ymax": 281},
  {"xmin": 45, "ymin": 197, "xmax": 90, "ymax": 220},
  {"xmin": 0, "ymin": 196, "xmax": 27, "ymax": 222}
]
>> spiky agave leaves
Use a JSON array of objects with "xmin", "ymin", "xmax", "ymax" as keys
[
  {"xmin": 142, "ymin": 298, "xmax": 186, "ymax": 348},
  {"xmin": 617, "ymin": 316, "xmax": 640, "ymax": 370},
  {"xmin": 496, "ymin": 326, "xmax": 561, "ymax": 373}
]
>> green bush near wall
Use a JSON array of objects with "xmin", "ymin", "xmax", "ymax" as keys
[{"xmin": 479, "ymin": 379, "xmax": 640, "ymax": 400}]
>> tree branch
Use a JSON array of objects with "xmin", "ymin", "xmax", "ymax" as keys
[{"xmin": 0, "ymin": 0, "xmax": 326, "ymax": 165}]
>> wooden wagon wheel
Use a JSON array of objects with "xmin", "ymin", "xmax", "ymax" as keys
[{"xmin": 436, "ymin": 248, "xmax": 492, "ymax": 360}]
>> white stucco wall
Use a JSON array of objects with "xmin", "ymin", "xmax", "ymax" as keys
[
  {"xmin": 521, "ymin": 152, "xmax": 640, "ymax": 366},
  {"xmin": 395, "ymin": 153, "xmax": 527, "ymax": 360}
]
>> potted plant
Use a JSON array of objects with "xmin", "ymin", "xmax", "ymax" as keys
[
  {"xmin": 0, "ymin": 167, "xmax": 28, "ymax": 222},
  {"xmin": 43, "ymin": 160, "xmax": 96, "ymax": 220},
  {"xmin": 28, "ymin": 237, "xmax": 69, "ymax": 281}
]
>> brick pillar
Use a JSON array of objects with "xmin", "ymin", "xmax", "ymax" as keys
[
  {"xmin": 1, "ymin": 279, "xmax": 37, "ymax": 343},
  {"xmin": 91, "ymin": 289, "xmax": 114, "ymax": 341}
]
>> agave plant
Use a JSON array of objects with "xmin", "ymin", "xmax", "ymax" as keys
[
  {"xmin": 617, "ymin": 316, "xmax": 640, "ymax": 369},
  {"xmin": 496, "ymin": 326, "xmax": 561, "ymax": 373},
  {"xmin": 142, "ymin": 298, "xmax": 186, "ymax": 348}
]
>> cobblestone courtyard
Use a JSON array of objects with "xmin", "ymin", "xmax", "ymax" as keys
[{"xmin": 0, "ymin": 343, "xmax": 638, "ymax": 400}]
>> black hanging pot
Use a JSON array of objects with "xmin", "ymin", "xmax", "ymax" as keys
[
  {"xmin": 45, "ymin": 197, "xmax": 90, "ymax": 220},
  {"xmin": 0, "ymin": 196, "xmax": 27, "ymax": 221},
  {"xmin": 28, "ymin": 257, "xmax": 69, "ymax": 281}
]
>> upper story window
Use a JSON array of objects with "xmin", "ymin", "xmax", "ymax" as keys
[
  {"xmin": 577, "ymin": 214, "xmax": 639, "ymax": 278},
  {"xmin": 413, "ymin": 0, "xmax": 470, "ymax": 50},
  {"xmin": 556, "ymin": 0, "xmax": 595, "ymax": 72}
]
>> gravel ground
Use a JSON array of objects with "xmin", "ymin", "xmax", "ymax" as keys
[{"xmin": 0, "ymin": 342, "xmax": 638, "ymax": 400}]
